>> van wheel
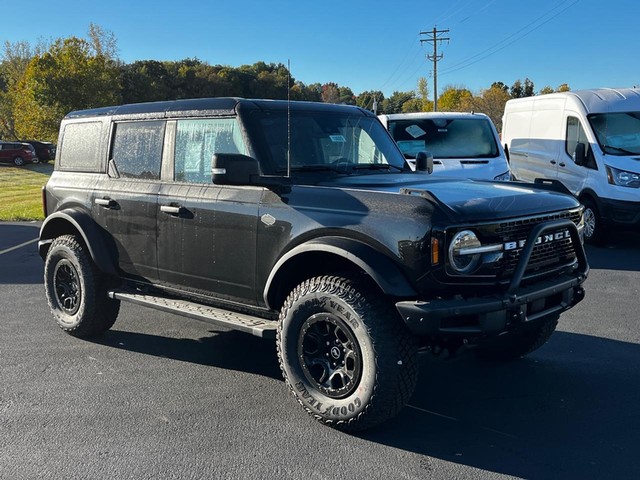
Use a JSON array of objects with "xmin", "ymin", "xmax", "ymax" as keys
[
  {"xmin": 277, "ymin": 274, "xmax": 418, "ymax": 432},
  {"xmin": 13, "ymin": 156, "xmax": 25, "ymax": 166},
  {"xmin": 475, "ymin": 317, "xmax": 558, "ymax": 361},
  {"xmin": 582, "ymin": 198, "xmax": 605, "ymax": 245},
  {"xmin": 44, "ymin": 235, "xmax": 120, "ymax": 337}
]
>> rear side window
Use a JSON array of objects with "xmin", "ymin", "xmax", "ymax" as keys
[
  {"xmin": 111, "ymin": 121, "xmax": 165, "ymax": 180},
  {"xmin": 58, "ymin": 121, "xmax": 103, "ymax": 172},
  {"xmin": 174, "ymin": 118, "xmax": 246, "ymax": 183}
]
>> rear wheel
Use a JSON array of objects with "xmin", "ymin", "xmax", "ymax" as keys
[
  {"xmin": 277, "ymin": 274, "xmax": 418, "ymax": 431},
  {"xmin": 475, "ymin": 317, "xmax": 558, "ymax": 361},
  {"xmin": 13, "ymin": 156, "xmax": 25, "ymax": 166},
  {"xmin": 44, "ymin": 235, "xmax": 120, "ymax": 337}
]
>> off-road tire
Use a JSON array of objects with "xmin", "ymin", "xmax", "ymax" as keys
[
  {"xmin": 44, "ymin": 235, "xmax": 120, "ymax": 338},
  {"xmin": 475, "ymin": 316, "xmax": 558, "ymax": 361},
  {"xmin": 277, "ymin": 274, "xmax": 418, "ymax": 432}
]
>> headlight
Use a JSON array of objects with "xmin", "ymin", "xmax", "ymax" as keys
[
  {"xmin": 494, "ymin": 171, "xmax": 511, "ymax": 182},
  {"xmin": 449, "ymin": 230, "xmax": 482, "ymax": 274},
  {"xmin": 606, "ymin": 165, "xmax": 640, "ymax": 188}
]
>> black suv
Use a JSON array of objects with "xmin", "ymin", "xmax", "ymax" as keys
[{"xmin": 39, "ymin": 98, "xmax": 588, "ymax": 431}]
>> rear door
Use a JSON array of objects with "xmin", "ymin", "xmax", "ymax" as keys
[
  {"xmin": 91, "ymin": 120, "xmax": 164, "ymax": 283},
  {"xmin": 157, "ymin": 117, "xmax": 261, "ymax": 304}
]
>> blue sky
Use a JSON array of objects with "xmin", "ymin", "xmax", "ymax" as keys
[{"xmin": 2, "ymin": 0, "xmax": 637, "ymax": 97}]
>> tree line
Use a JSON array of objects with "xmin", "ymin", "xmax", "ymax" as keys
[{"xmin": 0, "ymin": 25, "xmax": 570, "ymax": 142}]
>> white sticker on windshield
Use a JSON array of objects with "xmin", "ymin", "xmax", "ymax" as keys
[
  {"xmin": 405, "ymin": 125, "xmax": 426, "ymax": 138},
  {"xmin": 329, "ymin": 135, "xmax": 346, "ymax": 143}
]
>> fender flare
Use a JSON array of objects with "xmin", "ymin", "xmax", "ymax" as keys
[
  {"xmin": 264, "ymin": 236, "xmax": 417, "ymax": 308},
  {"xmin": 39, "ymin": 209, "xmax": 118, "ymax": 276}
]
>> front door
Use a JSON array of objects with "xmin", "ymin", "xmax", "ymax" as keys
[{"xmin": 156, "ymin": 117, "xmax": 261, "ymax": 305}]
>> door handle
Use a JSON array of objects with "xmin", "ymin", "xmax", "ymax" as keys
[
  {"xmin": 160, "ymin": 205, "xmax": 184, "ymax": 215},
  {"xmin": 559, "ymin": 162, "xmax": 566, "ymax": 167},
  {"xmin": 550, "ymin": 160, "xmax": 557, "ymax": 165},
  {"xmin": 95, "ymin": 198, "xmax": 118, "ymax": 209}
]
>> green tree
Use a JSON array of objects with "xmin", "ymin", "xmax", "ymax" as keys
[
  {"xmin": 539, "ymin": 85, "xmax": 554, "ymax": 95},
  {"xmin": 460, "ymin": 85, "xmax": 511, "ymax": 132},
  {"xmin": 523, "ymin": 78, "xmax": 535, "ymax": 97},
  {"xmin": 382, "ymin": 91, "xmax": 415, "ymax": 114},
  {"xmin": 356, "ymin": 90, "xmax": 384, "ymax": 112},
  {"xmin": 404, "ymin": 77, "xmax": 433, "ymax": 112},
  {"xmin": 13, "ymin": 36, "xmax": 121, "ymax": 141},
  {"xmin": 557, "ymin": 83, "xmax": 571, "ymax": 92},
  {"xmin": 338, "ymin": 86, "xmax": 356, "ymax": 105},
  {"xmin": 491, "ymin": 81, "xmax": 509, "ymax": 93},
  {"xmin": 510, "ymin": 79, "xmax": 524, "ymax": 98},
  {"xmin": 438, "ymin": 85, "xmax": 473, "ymax": 111},
  {"xmin": 0, "ymin": 40, "xmax": 46, "ymax": 139}
]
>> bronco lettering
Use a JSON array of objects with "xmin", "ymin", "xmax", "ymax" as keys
[{"xmin": 504, "ymin": 229, "xmax": 571, "ymax": 251}]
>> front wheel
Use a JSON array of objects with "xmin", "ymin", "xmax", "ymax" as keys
[
  {"xmin": 582, "ymin": 198, "xmax": 606, "ymax": 245},
  {"xmin": 13, "ymin": 156, "xmax": 25, "ymax": 166},
  {"xmin": 44, "ymin": 235, "xmax": 120, "ymax": 337},
  {"xmin": 277, "ymin": 275, "xmax": 418, "ymax": 432}
]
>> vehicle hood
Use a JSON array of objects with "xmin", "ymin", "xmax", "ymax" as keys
[
  {"xmin": 317, "ymin": 173, "xmax": 580, "ymax": 222},
  {"xmin": 602, "ymin": 153, "xmax": 640, "ymax": 173}
]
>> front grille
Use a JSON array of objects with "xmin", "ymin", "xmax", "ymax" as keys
[
  {"xmin": 471, "ymin": 209, "xmax": 582, "ymax": 279},
  {"xmin": 499, "ymin": 210, "xmax": 580, "ymax": 278}
]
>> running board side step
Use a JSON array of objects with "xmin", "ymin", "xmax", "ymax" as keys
[{"xmin": 108, "ymin": 290, "xmax": 278, "ymax": 339}]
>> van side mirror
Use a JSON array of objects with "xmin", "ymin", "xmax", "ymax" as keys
[
  {"xmin": 415, "ymin": 151, "xmax": 434, "ymax": 174},
  {"xmin": 573, "ymin": 143, "xmax": 586, "ymax": 166},
  {"xmin": 212, "ymin": 153, "xmax": 261, "ymax": 185}
]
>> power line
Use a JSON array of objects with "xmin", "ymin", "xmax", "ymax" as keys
[
  {"xmin": 420, "ymin": 27, "xmax": 450, "ymax": 111},
  {"xmin": 439, "ymin": 0, "xmax": 579, "ymax": 77}
]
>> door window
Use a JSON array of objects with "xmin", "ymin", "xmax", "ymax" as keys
[
  {"xmin": 565, "ymin": 116, "xmax": 589, "ymax": 159},
  {"xmin": 174, "ymin": 118, "xmax": 246, "ymax": 183},
  {"xmin": 111, "ymin": 121, "xmax": 165, "ymax": 179}
]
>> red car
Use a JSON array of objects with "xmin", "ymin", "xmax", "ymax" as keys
[
  {"xmin": 19, "ymin": 140, "xmax": 56, "ymax": 162},
  {"xmin": 0, "ymin": 142, "xmax": 39, "ymax": 166}
]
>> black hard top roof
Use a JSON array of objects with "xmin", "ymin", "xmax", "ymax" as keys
[{"xmin": 64, "ymin": 98, "xmax": 373, "ymax": 120}]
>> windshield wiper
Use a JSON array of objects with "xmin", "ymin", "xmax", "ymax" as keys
[
  {"xmin": 277, "ymin": 165, "xmax": 345, "ymax": 173},
  {"xmin": 351, "ymin": 164, "xmax": 404, "ymax": 171},
  {"xmin": 603, "ymin": 145, "xmax": 640, "ymax": 155}
]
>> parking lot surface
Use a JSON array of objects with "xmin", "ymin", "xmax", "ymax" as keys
[{"xmin": 1, "ymin": 221, "xmax": 639, "ymax": 479}]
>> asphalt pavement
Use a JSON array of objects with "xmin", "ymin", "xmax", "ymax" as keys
[{"xmin": 1, "ymin": 221, "xmax": 639, "ymax": 480}]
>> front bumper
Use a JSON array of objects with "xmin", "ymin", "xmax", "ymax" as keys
[{"xmin": 396, "ymin": 219, "xmax": 589, "ymax": 336}]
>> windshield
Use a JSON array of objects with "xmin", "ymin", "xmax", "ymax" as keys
[
  {"xmin": 388, "ymin": 117, "xmax": 499, "ymax": 159},
  {"xmin": 249, "ymin": 110, "xmax": 407, "ymax": 175},
  {"xmin": 588, "ymin": 111, "xmax": 640, "ymax": 155}
]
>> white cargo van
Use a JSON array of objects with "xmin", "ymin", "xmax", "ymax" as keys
[
  {"xmin": 378, "ymin": 112, "xmax": 511, "ymax": 181},
  {"xmin": 502, "ymin": 88, "xmax": 640, "ymax": 243}
]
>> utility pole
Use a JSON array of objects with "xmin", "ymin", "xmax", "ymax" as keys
[{"xmin": 420, "ymin": 26, "xmax": 450, "ymax": 112}]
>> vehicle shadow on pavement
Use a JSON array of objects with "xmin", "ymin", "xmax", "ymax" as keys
[
  {"xmin": 585, "ymin": 233, "xmax": 640, "ymax": 271},
  {"xmin": 97, "ymin": 328, "xmax": 282, "ymax": 380},
  {"xmin": 361, "ymin": 331, "xmax": 640, "ymax": 479}
]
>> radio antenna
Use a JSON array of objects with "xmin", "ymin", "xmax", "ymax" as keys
[{"xmin": 287, "ymin": 59, "xmax": 291, "ymax": 178}]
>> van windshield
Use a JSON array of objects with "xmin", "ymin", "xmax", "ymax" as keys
[
  {"xmin": 589, "ymin": 112, "xmax": 640, "ymax": 155},
  {"xmin": 387, "ymin": 117, "xmax": 499, "ymax": 159}
]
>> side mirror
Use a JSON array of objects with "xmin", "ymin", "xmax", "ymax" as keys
[
  {"xmin": 573, "ymin": 143, "xmax": 586, "ymax": 166},
  {"xmin": 212, "ymin": 153, "xmax": 261, "ymax": 185},
  {"xmin": 415, "ymin": 151, "xmax": 434, "ymax": 174}
]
